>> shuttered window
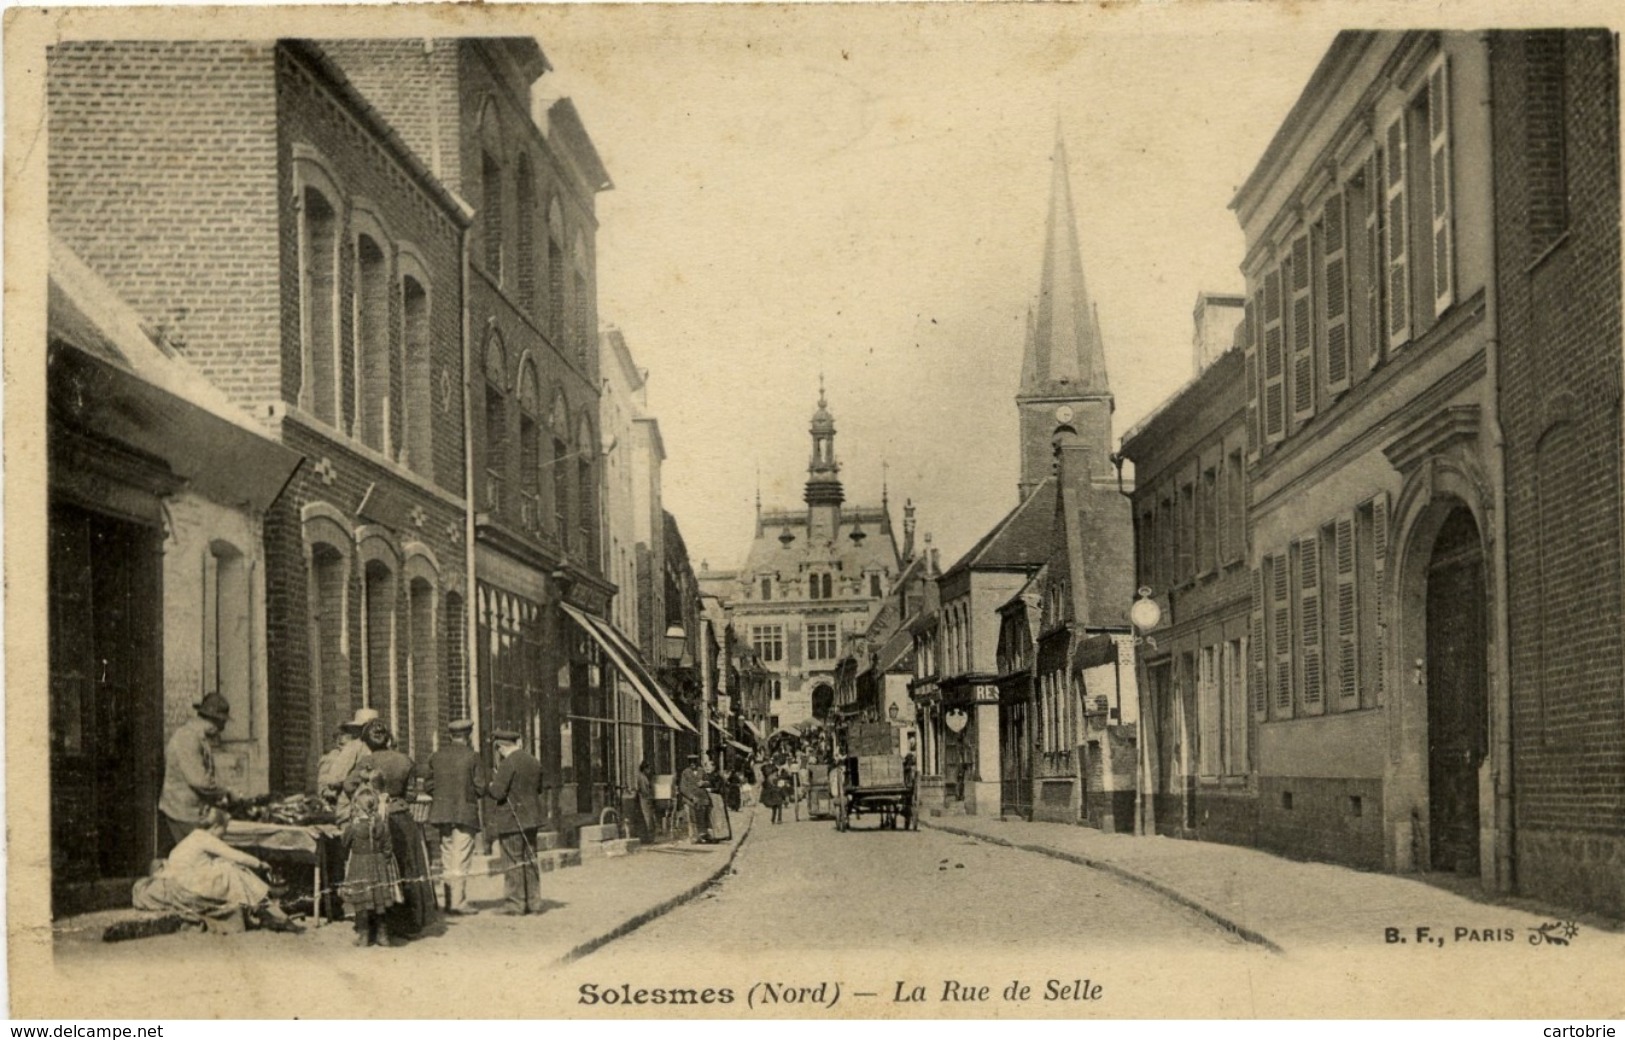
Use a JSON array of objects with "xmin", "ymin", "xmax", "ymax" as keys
[
  {"xmin": 1335, "ymin": 514, "xmax": 1359, "ymax": 709},
  {"xmin": 1251, "ymin": 566, "xmax": 1268, "ymax": 722},
  {"xmin": 1298, "ymin": 535, "xmax": 1324, "ymax": 713},
  {"xmin": 1244, "ymin": 297, "xmax": 1261, "ymax": 461},
  {"xmin": 1366, "ymin": 150, "xmax": 1386, "ymax": 371},
  {"xmin": 1199, "ymin": 646, "xmax": 1219, "ymax": 779},
  {"xmin": 1270, "ymin": 552, "xmax": 1293, "ymax": 719},
  {"xmin": 1385, "ymin": 115, "xmax": 1412, "ymax": 349},
  {"xmin": 1322, "ymin": 192, "xmax": 1351, "ymax": 396},
  {"xmin": 1263, "ymin": 267, "xmax": 1286, "ymax": 443},
  {"xmin": 1289, "ymin": 235, "xmax": 1315, "ymax": 424},
  {"xmin": 1428, "ymin": 55, "xmax": 1455, "ymax": 316}
]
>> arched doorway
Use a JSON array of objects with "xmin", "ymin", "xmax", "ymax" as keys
[{"xmin": 1425, "ymin": 506, "xmax": 1488, "ymax": 875}]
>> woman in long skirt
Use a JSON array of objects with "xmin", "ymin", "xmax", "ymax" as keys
[{"xmin": 348, "ymin": 720, "xmax": 438, "ymax": 940}]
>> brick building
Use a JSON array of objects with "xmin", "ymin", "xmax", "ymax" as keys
[
  {"xmin": 48, "ymin": 40, "xmax": 472, "ymax": 804},
  {"xmin": 1119, "ymin": 299, "xmax": 1251, "ymax": 844},
  {"xmin": 1489, "ymin": 31, "xmax": 1623, "ymax": 916}
]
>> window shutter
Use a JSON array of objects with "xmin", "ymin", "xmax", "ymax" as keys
[
  {"xmin": 1263, "ymin": 267, "xmax": 1286, "ymax": 443},
  {"xmin": 1323, "ymin": 193, "xmax": 1351, "ymax": 395},
  {"xmin": 1271, "ymin": 553, "xmax": 1293, "ymax": 718},
  {"xmin": 1244, "ymin": 297, "xmax": 1260, "ymax": 462},
  {"xmin": 1335, "ymin": 514, "xmax": 1359, "ymax": 707},
  {"xmin": 1199, "ymin": 650, "xmax": 1218, "ymax": 778},
  {"xmin": 1299, "ymin": 536, "xmax": 1323, "ymax": 712},
  {"xmin": 1366, "ymin": 150, "xmax": 1386, "ymax": 371},
  {"xmin": 1289, "ymin": 235, "xmax": 1315, "ymax": 424},
  {"xmin": 1428, "ymin": 55, "xmax": 1455, "ymax": 315},
  {"xmin": 1371, "ymin": 493, "xmax": 1389, "ymax": 705},
  {"xmin": 1251, "ymin": 566, "xmax": 1267, "ymax": 721},
  {"xmin": 1384, "ymin": 114, "xmax": 1411, "ymax": 350}
]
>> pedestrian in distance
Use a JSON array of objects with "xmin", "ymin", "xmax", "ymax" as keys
[
  {"xmin": 487, "ymin": 728, "xmax": 545, "ymax": 915},
  {"xmin": 423, "ymin": 718, "xmax": 485, "ymax": 916},
  {"xmin": 761, "ymin": 765, "xmax": 784, "ymax": 824},
  {"xmin": 678, "ymin": 754, "xmax": 711, "ymax": 842},
  {"xmin": 635, "ymin": 760, "xmax": 657, "ymax": 843}
]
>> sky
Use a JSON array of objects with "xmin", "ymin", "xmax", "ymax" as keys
[{"xmin": 524, "ymin": 6, "xmax": 1338, "ymax": 574}]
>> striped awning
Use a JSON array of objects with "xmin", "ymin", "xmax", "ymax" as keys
[{"xmin": 560, "ymin": 602, "xmax": 696, "ymax": 734}]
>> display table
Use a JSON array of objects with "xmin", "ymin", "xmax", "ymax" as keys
[{"xmin": 223, "ymin": 820, "xmax": 343, "ymax": 925}]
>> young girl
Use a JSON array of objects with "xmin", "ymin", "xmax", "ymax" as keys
[{"xmin": 341, "ymin": 786, "xmax": 401, "ymax": 947}]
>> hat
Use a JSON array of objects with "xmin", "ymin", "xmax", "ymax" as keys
[
  {"xmin": 492, "ymin": 728, "xmax": 521, "ymax": 743},
  {"xmin": 195, "ymin": 692, "xmax": 231, "ymax": 723},
  {"xmin": 449, "ymin": 718, "xmax": 474, "ymax": 734},
  {"xmin": 342, "ymin": 707, "xmax": 380, "ymax": 732}
]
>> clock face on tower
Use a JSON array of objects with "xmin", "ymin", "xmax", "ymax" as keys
[{"xmin": 1054, "ymin": 405, "xmax": 1075, "ymax": 424}]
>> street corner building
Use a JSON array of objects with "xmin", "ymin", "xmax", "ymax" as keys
[
  {"xmin": 43, "ymin": 36, "xmax": 701, "ymax": 916},
  {"xmin": 1122, "ymin": 30, "xmax": 1624, "ymax": 917}
]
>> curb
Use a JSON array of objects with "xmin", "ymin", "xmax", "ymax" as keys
[
  {"xmin": 923, "ymin": 819, "xmax": 1284, "ymax": 955},
  {"xmin": 554, "ymin": 809, "xmax": 757, "ymax": 965}
]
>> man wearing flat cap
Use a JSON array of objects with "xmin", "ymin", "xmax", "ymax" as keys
[
  {"xmin": 158, "ymin": 692, "xmax": 240, "ymax": 849},
  {"xmin": 486, "ymin": 728, "xmax": 544, "ymax": 915},
  {"xmin": 424, "ymin": 718, "xmax": 486, "ymax": 915}
]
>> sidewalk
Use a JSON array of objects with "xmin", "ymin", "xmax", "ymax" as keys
[
  {"xmin": 55, "ymin": 804, "xmax": 756, "ymax": 967},
  {"xmin": 924, "ymin": 814, "xmax": 1620, "ymax": 955}
]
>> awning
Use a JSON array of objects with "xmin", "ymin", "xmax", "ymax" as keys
[
  {"xmin": 560, "ymin": 602, "xmax": 697, "ymax": 734},
  {"xmin": 741, "ymin": 719, "xmax": 766, "ymax": 743},
  {"xmin": 709, "ymin": 718, "xmax": 751, "ymax": 755}
]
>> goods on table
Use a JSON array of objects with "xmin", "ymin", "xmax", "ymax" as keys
[{"xmin": 235, "ymin": 792, "xmax": 335, "ymax": 826}]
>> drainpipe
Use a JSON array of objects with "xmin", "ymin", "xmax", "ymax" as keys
[
  {"xmin": 460, "ymin": 215, "xmax": 481, "ymax": 754},
  {"xmin": 1481, "ymin": 33, "xmax": 1516, "ymax": 897}
]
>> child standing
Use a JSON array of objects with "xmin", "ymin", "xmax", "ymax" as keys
[{"xmin": 341, "ymin": 786, "xmax": 401, "ymax": 947}]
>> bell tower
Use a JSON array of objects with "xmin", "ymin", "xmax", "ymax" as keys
[
  {"xmin": 1016, "ymin": 129, "xmax": 1115, "ymax": 500},
  {"xmin": 804, "ymin": 377, "xmax": 844, "ymax": 542}
]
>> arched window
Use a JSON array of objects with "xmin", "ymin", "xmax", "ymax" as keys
[
  {"xmin": 355, "ymin": 230, "xmax": 392, "ymax": 454},
  {"xmin": 444, "ymin": 589, "xmax": 466, "ymax": 720},
  {"xmin": 478, "ymin": 99, "xmax": 505, "ymax": 284},
  {"xmin": 483, "ymin": 331, "xmax": 509, "ymax": 516},
  {"xmin": 304, "ymin": 509, "xmax": 352, "ymax": 782},
  {"xmin": 297, "ymin": 179, "xmax": 341, "ymax": 426},
  {"xmin": 550, "ymin": 390, "xmax": 571, "ymax": 549},
  {"xmin": 360, "ymin": 541, "xmax": 400, "ymax": 737},
  {"xmin": 547, "ymin": 199, "xmax": 565, "ymax": 342},
  {"xmin": 517, "ymin": 359, "xmax": 541, "ymax": 533},
  {"xmin": 404, "ymin": 553, "xmax": 440, "ymax": 762},
  {"xmin": 576, "ymin": 417, "xmax": 597, "ymax": 563},
  {"xmin": 516, "ymin": 155, "xmax": 538, "ymax": 314},
  {"xmin": 400, "ymin": 253, "xmax": 432, "ymax": 472},
  {"xmin": 206, "ymin": 541, "xmax": 252, "ymax": 743}
]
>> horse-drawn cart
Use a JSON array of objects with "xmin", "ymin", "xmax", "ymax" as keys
[{"xmin": 833, "ymin": 721, "xmax": 918, "ymax": 832}]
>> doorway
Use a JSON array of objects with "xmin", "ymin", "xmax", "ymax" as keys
[
  {"xmin": 49, "ymin": 501, "xmax": 163, "ymax": 916},
  {"xmin": 1425, "ymin": 507, "xmax": 1488, "ymax": 875}
]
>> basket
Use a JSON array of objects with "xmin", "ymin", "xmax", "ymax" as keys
[{"xmin": 409, "ymin": 796, "xmax": 432, "ymax": 825}]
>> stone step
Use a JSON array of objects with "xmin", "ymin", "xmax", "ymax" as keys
[
  {"xmin": 576, "ymin": 822, "xmax": 625, "ymax": 844},
  {"xmin": 579, "ymin": 838, "xmax": 640, "ymax": 860}
]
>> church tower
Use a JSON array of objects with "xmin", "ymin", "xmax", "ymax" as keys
[
  {"xmin": 1017, "ymin": 130, "xmax": 1115, "ymax": 500},
  {"xmin": 804, "ymin": 379, "xmax": 844, "ymax": 542}
]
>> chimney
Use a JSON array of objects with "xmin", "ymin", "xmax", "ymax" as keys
[{"xmin": 902, "ymin": 499, "xmax": 917, "ymax": 561}]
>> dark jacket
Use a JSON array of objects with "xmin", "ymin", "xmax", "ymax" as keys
[
  {"xmin": 424, "ymin": 740, "xmax": 486, "ymax": 829},
  {"xmin": 349, "ymin": 749, "xmax": 417, "ymax": 806},
  {"xmin": 487, "ymin": 748, "xmax": 545, "ymax": 834}
]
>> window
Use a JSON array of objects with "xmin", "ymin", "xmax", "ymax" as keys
[
  {"xmin": 823, "ymin": 574, "xmax": 833, "ymax": 599},
  {"xmin": 870, "ymin": 574, "xmax": 882, "ymax": 598},
  {"xmin": 547, "ymin": 199, "xmax": 565, "ymax": 340},
  {"xmin": 1200, "ymin": 466, "xmax": 1218, "ymax": 575},
  {"xmin": 1198, "ymin": 646, "xmax": 1219, "ymax": 778},
  {"xmin": 363, "ymin": 557, "xmax": 397, "ymax": 734},
  {"xmin": 482, "ymin": 149, "xmax": 503, "ymax": 282},
  {"xmin": 760, "ymin": 577, "xmax": 772, "ymax": 601},
  {"xmin": 483, "ymin": 333, "xmax": 508, "ymax": 516},
  {"xmin": 205, "ymin": 542, "xmax": 251, "ymax": 743},
  {"xmin": 1225, "ymin": 637, "xmax": 1248, "ymax": 774},
  {"xmin": 577, "ymin": 422, "xmax": 596, "ymax": 560},
  {"xmin": 401, "ymin": 270, "xmax": 432, "ymax": 473},
  {"xmin": 769, "ymin": 679, "xmax": 783, "ymax": 702},
  {"xmin": 516, "ymin": 155, "xmax": 537, "ymax": 313},
  {"xmin": 1356, "ymin": 494, "xmax": 1390, "ymax": 710},
  {"xmin": 753, "ymin": 624, "xmax": 784, "ymax": 663},
  {"xmin": 552, "ymin": 436, "xmax": 570, "ymax": 548},
  {"xmin": 406, "ymin": 575, "xmax": 439, "ymax": 762},
  {"xmin": 807, "ymin": 622, "xmax": 838, "ymax": 661},
  {"xmin": 355, "ymin": 233, "xmax": 392, "ymax": 455},
  {"xmin": 298, "ymin": 185, "xmax": 340, "ymax": 426},
  {"xmin": 808, "ymin": 573, "xmax": 820, "ymax": 601},
  {"xmin": 1178, "ymin": 482, "xmax": 1195, "ymax": 584},
  {"xmin": 517, "ymin": 363, "xmax": 541, "ymax": 532},
  {"xmin": 1225, "ymin": 451, "xmax": 1246, "ymax": 565},
  {"xmin": 1268, "ymin": 552, "xmax": 1292, "ymax": 720},
  {"xmin": 1287, "ymin": 233, "xmax": 1315, "ymax": 427}
]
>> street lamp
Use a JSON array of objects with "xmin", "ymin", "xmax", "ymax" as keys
[
  {"xmin": 1128, "ymin": 586, "xmax": 1161, "ymax": 838},
  {"xmin": 663, "ymin": 623, "xmax": 687, "ymax": 667}
]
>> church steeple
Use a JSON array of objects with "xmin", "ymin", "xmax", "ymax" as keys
[{"xmin": 1017, "ymin": 129, "xmax": 1116, "ymax": 500}]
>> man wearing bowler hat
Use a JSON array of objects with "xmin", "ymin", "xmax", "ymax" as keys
[
  {"xmin": 424, "ymin": 718, "xmax": 486, "ymax": 915},
  {"xmin": 486, "ymin": 728, "xmax": 544, "ymax": 915},
  {"xmin": 158, "ymin": 692, "xmax": 240, "ymax": 849}
]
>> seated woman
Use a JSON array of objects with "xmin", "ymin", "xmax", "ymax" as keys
[{"xmin": 132, "ymin": 807, "xmax": 300, "ymax": 932}]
